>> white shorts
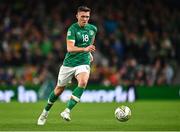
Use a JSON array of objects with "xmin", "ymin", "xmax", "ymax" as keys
[{"xmin": 57, "ymin": 65, "xmax": 90, "ymax": 87}]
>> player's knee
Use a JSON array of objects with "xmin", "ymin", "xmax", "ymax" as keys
[
  {"xmin": 78, "ymin": 80, "xmax": 88, "ymax": 88},
  {"xmin": 54, "ymin": 86, "xmax": 65, "ymax": 96}
]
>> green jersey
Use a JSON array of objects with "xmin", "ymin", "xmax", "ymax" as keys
[{"xmin": 63, "ymin": 22, "xmax": 97, "ymax": 67}]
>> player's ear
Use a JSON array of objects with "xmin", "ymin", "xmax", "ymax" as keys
[{"xmin": 76, "ymin": 14, "xmax": 78, "ymax": 19}]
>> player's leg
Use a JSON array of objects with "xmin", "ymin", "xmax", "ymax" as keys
[
  {"xmin": 67, "ymin": 72, "xmax": 89, "ymax": 109},
  {"xmin": 38, "ymin": 65, "xmax": 74, "ymax": 125},
  {"xmin": 61, "ymin": 65, "xmax": 90, "ymax": 121},
  {"xmin": 37, "ymin": 86, "xmax": 65, "ymax": 125},
  {"xmin": 44, "ymin": 86, "xmax": 65, "ymax": 111}
]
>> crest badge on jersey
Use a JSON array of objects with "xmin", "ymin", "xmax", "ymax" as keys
[{"xmin": 89, "ymin": 30, "xmax": 94, "ymax": 36}]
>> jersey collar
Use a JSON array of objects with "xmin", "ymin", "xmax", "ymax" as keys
[{"xmin": 76, "ymin": 22, "xmax": 88, "ymax": 29}]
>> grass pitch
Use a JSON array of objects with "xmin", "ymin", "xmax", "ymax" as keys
[{"xmin": 0, "ymin": 101, "xmax": 180, "ymax": 131}]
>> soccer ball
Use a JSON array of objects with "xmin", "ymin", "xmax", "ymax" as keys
[{"xmin": 114, "ymin": 105, "xmax": 131, "ymax": 122}]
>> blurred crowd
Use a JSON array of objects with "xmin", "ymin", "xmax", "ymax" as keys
[{"xmin": 0, "ymin": 0, "xmax": 180, "ymax": 86}]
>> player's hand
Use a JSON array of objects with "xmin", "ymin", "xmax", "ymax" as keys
[{"xmin": 84, "ymin": 45, "xmax": 96, "ymax": 52}]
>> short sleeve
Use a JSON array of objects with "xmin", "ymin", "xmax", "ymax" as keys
[
  {"xmin": 66, "ymin": 27, "xmax": 75, "ymax": 41},
  {"xmin": 94, "ymin": 26, "xmax": 97, "ymax": 34}
]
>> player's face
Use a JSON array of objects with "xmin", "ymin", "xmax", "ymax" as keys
[{"xmin": 76, "ymin": 11, "xmax": 90, "ymax": 27}]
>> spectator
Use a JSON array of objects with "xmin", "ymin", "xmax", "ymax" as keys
[{"xmin": 0, "ymin": 0, "xmax": 179, "ymax": 86}]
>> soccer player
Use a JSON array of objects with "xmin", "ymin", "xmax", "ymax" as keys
[{"xmin": 37, "ymin": 6, "xmax": 97, "ymax": 125}]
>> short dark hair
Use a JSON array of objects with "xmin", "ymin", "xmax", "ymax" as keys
[{"xmin": 77, "ymin": 6, "xmax": 91, "ymax": 12}]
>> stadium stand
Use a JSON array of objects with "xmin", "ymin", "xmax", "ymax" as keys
[{"xmin": 0, "ymin": 0, "xmax": 180, "ymax": 86}]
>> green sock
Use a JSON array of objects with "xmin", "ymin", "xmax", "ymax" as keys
[
  {"xmin": 45, "ymin": 91, "xmax": 59, "ymax": 111},
  {"xmin": 67, "ymin": 86, "xmax": 84, "ymax": 110}
]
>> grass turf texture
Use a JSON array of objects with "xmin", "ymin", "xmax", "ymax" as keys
[{"xmin": 0, "ymin": 101, "xmax": 180, "ymax": 131}]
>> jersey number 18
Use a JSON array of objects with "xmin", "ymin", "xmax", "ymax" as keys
[{"xmin": 82, "ymin": 34, "xmax": 89, "ymax": 42}]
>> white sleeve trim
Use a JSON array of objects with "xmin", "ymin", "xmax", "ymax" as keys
[{"xmin": 68, "ymin": 40, "xmax": 75, "ymax": 43}]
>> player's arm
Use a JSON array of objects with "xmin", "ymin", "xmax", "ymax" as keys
[
  {"xmin": 90, "ymin": 52, "xmax": 93, "ymax": 62},
  {"xmin": 89, "ymin": 29, "xmax": 97, "ymax": 62},
  {"xmin": 89, "ymin": 37, "xmax": 95, "ymax": 62},
  {"xmin": 67, "ymin": 40, "xmax": 96, "ymax": 52},
  {"xmin": 92, "ymin": 36, "xmax": 95, "ymax": 45}
]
